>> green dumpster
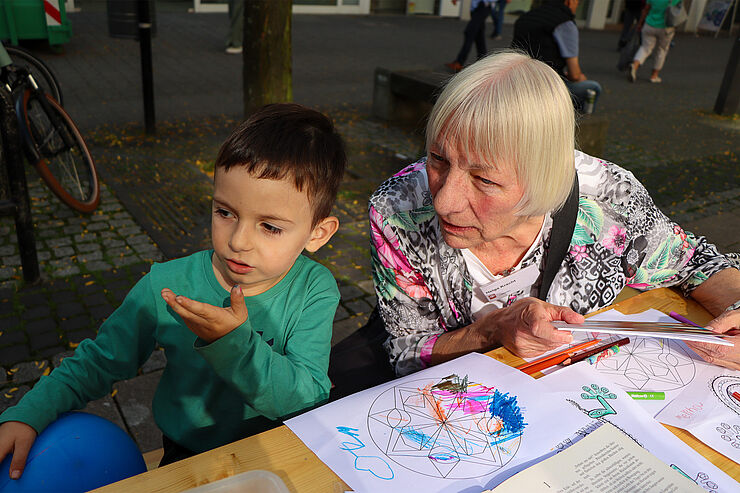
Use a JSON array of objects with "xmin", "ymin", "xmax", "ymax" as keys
[{"xmin": 0, "ymin": 0, "xmax": 72, "ymax": 46}]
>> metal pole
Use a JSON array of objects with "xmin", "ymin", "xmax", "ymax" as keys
[
  {"xmin": 0, "ymin": 87, "xmax": 39, "ymax": 283},
  {"xmin": 714, "ymin": 35, "xmax": 740, "ymax": 115},
  {"xmin": 138, "ymin": 0, "xmax": 155, "ymax": 134}
]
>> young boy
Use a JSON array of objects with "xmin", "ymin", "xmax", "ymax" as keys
[{"xmin": 0, "ymin": 103, "xmax": 346, "ymax": 477}]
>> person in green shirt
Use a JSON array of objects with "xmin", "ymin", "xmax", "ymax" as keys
[
  {"xmin": 628, "ymin": 0, "xmax": 680, "ymax": 83},
  {"xmin": 0, "ymin": 103, "xmax": 347, "ymax": 477}
]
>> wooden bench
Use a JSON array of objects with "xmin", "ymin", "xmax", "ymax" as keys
[{"xmin": 371, "ymin": 67, "xmax": 609, "ymax": 157}]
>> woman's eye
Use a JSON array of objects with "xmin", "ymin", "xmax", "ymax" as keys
[
  {"xmin": 476, "ymin": 176, "xmax": 495, "ymax": 186},
  {"xmin": 262, "ymin": 223, "xmax": 283, "ymax": 235},
  {"xmin": 215, "ymin": 208, "xmax": 232, "ymax": 218},
  {"xmin": 429, "ymin": 152, "xmax": 444, "ymax": 162}
]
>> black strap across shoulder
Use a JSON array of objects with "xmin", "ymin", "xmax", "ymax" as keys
[{"xmin": 537, "ymin": 174, "xmax": 579, "ymax": 301}]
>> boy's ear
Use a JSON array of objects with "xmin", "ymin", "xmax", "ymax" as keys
[{"xmin": 305, "ymin": 216, "xmax": 339, "ymax": 253}]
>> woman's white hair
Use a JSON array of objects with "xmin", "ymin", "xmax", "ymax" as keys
[{"xmin": 426, "ymin": 50, "xmax": 575, "ymax": 216}]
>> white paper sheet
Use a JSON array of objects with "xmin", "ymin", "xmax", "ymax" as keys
[
  {"xmin": 287, "ymin": 353, "xmax": 736, "ymax": 492},
  {"xmin": 526, "ymin": 309, "xmax": 716, "ymax": 416},
  {"xmin": 532, "ymin": 364, "xmax": 737, "ymax": 492},
  {"xmin": 656, "ymin": 365, "xmax": 740, "ymax": 463},
  {"xmin": 554, "ymin": 323, "xmax": 732, "ymax": 346},
  {"xmin": 287, "ymin": 353, "xmax": 585, "ymax": 493}
]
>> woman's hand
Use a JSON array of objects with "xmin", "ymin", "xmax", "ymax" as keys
[
  {"xmin": 686, "ymin": 308, "xmax": 740, "ymax": 370},
  {"xmin": 0, "ymin": 421, "xmax": 37, "ymax": 479},
  {"xmin": 484, "ymin": 297, "xmax": 583, "ymax": 358},
  {"xmin": 161, "ymin": 285, "xmax": 248, "ymax": 343}
]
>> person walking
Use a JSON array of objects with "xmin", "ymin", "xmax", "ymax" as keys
[
  {"xmin": 225, "ymin": 0, "xmax": 244, "ymax": 54},
  {"xmin": 446, "ymin": 0, "xmax": 494, "ymax": 72},
  {"xmin": 628, "ymin": 0, "xmax": 679, "ymax": 83},
  {"xmin": 617, "ymin": 0, "xmax": 645, "ymax": 50},
  {"xmin": 490, "ymin": 0, "xmax": 511, "ymax": 40}
]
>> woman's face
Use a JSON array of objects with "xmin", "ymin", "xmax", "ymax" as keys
[{"xmin": 427, "ymin": 139, "xmax": 529, "ymax": 251}]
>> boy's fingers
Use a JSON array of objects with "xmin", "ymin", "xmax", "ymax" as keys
[
  {"xmin": 175, "ymin": 296, "xmax": 219, "ymax": 320},
  {"xmin": 162, "ymin": 292, "xmax": 210, "ymax": 325},
  {"xmin": 229, "ymin": 285, "xmax": 248, "ymax": 320},
  {"xmin": 9, "ymin": 436, "xmax": 34, "ymax": 479},
  {"xmin": 0, "ymin": 442, "xmax": 11, "ymax": 476}
]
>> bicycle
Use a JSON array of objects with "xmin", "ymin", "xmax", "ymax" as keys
[
  {"xmin": 0, "ymin": 44, "xmax": 99, "ymax": 213},
  {"xmin": 3, "ymin": 44, "xmax": 63, "ymax": 105}
]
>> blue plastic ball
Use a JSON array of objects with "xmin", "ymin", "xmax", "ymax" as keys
[{"xmin": 0, "ymin": 411, "xmax": 147, "ymax": 492}]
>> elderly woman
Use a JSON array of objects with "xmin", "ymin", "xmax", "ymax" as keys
[{"xmin": 369, "ymin": 51, "xmax": 740, "ymax": 376}]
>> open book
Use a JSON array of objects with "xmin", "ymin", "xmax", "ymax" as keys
[{"xmin": 490, "ymin": 422, "xmax": 703, "ymax": 492}]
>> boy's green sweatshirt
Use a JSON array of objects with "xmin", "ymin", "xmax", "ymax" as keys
[{"xmin": 0, "ymin": 250, "xmax": 339, "ymax": 453}]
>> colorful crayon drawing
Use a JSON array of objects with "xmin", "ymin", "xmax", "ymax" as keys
[
  {"xmin": 580, "ymin": 384, "xmax": 617, "ymax": 419},
  {"xmin": 711, "ymin": 375, "xmax": 740, "ymax": 416},
  {"xmin": 366, "ymin": 374, "xmax": 526, "ymax": 479},
  {"xmin": 592, "ymin": 336, "xmax": 696, "ymax": 391}
]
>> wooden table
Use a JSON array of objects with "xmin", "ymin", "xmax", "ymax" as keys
[{"xmin": 92, "ymin": 288, "xmax": 740, "ymax": 492}]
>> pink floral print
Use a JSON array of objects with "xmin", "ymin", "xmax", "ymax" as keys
[{"xmin": 602, "ymin": 226, "xmax": 627, "ymax": 255}]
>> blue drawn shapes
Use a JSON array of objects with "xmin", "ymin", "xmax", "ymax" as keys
[
  {"xmin": 337, "ymin": 426, "xmax": 395, "ymax": 480},
  {"xmin": 488, "ymin": 390, "xmax": 526, "ymax": 436}
]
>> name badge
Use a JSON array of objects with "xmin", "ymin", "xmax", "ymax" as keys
[{"xmin": 480, "ymin": 263, "xmax": 540, "ymax": 301}]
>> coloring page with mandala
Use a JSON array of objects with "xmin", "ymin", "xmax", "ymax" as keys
[
  {"xmin": 523, "ymin": 308, "xmax": 716, "ymax": 417},
  {"xmin": 287, "ymin": 353, "xmax": 595, "ymax": 493},
  {"xmin": 538, "ymin": 364, "xmax": 737, "ymax": 492},
  {"xmin": 657, "ymin": 365, "xmax": 740, "ymax": 464}
]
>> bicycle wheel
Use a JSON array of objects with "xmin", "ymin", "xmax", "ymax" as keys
[
  {"xmin": 5, "ymin": 45, "xmax": 63, "ymax": 105},
  {"xmin": 21, "ymin": 91, "xmax": 99, "ymax": 213}
]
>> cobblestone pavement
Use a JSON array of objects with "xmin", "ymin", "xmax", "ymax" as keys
[{"xmin": 0, "ymin": 2, "xmax": 738, "ymax": 461}]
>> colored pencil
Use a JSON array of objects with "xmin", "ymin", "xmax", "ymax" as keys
[
  {"xmin": 520, "ymin": 354, "xmax": 573, "ymax": 375},
  {"xmin": 562, "ymin": 337, "xmax": 630, "ymax": 366},
  {"xmin": 668, "ymin": 311, "xmax": 704, "ymax": 328},
  {"xmin": 516, "ymin": 339, "xmax": 600, "ymax": 374},
  {"xmin": 732, "ymin": 391, "xmax": 740, "ymax": 402}
]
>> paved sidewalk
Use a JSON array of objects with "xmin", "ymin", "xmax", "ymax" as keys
[{"xmin": 0, "ymin": 1, "xmax": 738, "ymax": 463}]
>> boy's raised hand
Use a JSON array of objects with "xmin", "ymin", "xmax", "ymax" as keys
[
  {"xmin": 161, "ymin": 285, "xmax": 248, "ymax": 343},
  {"xmin": 0, "ymin": 421, "xmax": 37, "ymax": 479}
]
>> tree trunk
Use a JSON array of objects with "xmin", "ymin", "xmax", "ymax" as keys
[{"xmin": 243, "ymin": 0, "xmax": 293, "ymax": 117}]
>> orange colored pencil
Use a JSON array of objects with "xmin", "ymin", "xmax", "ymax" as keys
[
  {"xmin": 516, "ymin": 338, "xmax": 600, "ymax": 373},
  {"xmin": 521, "ymin": 354, "xmax": 573, "ymax": 375}
]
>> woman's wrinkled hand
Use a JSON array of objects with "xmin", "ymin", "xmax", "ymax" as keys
[
  {"xmin": 686, "ymin": 308, "xmax": 740, "ymax": 370},
  {"xmin": 482, "ymin": 297, "xmax": 584, "ymax": 358}
]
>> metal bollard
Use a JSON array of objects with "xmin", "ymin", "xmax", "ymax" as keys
[
  {"xmin": 0, "ymin": 86, "xmax": 39, "ymax": 283},
  {"xmin": 583, "ymin": 89, "xmax": 596, "ymax": 115}
]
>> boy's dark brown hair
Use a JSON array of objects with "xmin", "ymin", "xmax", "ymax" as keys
[{"xmin": 215, "ymin": 103, "xmax": 346, "ymax": 226}]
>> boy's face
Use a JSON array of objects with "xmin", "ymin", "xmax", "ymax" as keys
[{"xmin": 210, "ymin": 166, "xmax": 337, "ymax": 296}]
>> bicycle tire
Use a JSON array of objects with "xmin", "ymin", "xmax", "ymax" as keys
[
  {"xmin": 5, "ymin": 45, "xmax": 63, "ymax": 105},
  {"xmin": 21, "ymin": 91, "xmax": 99, "ymax": 213}
]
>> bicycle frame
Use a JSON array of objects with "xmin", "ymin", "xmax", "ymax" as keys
[
  {"xmin": 0, "ymin": 44, "xmax": 75, "ymax": 164},
  {"xmin": 10, "ymin": 75, "xmax": 77, "ymax": 164}
]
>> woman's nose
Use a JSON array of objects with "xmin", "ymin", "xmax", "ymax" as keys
[{"xmin": 433, "ymin": 168, "xmax": 466, "ymax": 216}]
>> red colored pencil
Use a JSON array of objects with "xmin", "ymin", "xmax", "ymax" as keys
[{"xmin": 732, "ymin": 391, "xmax": 740, "ymax": 402}]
